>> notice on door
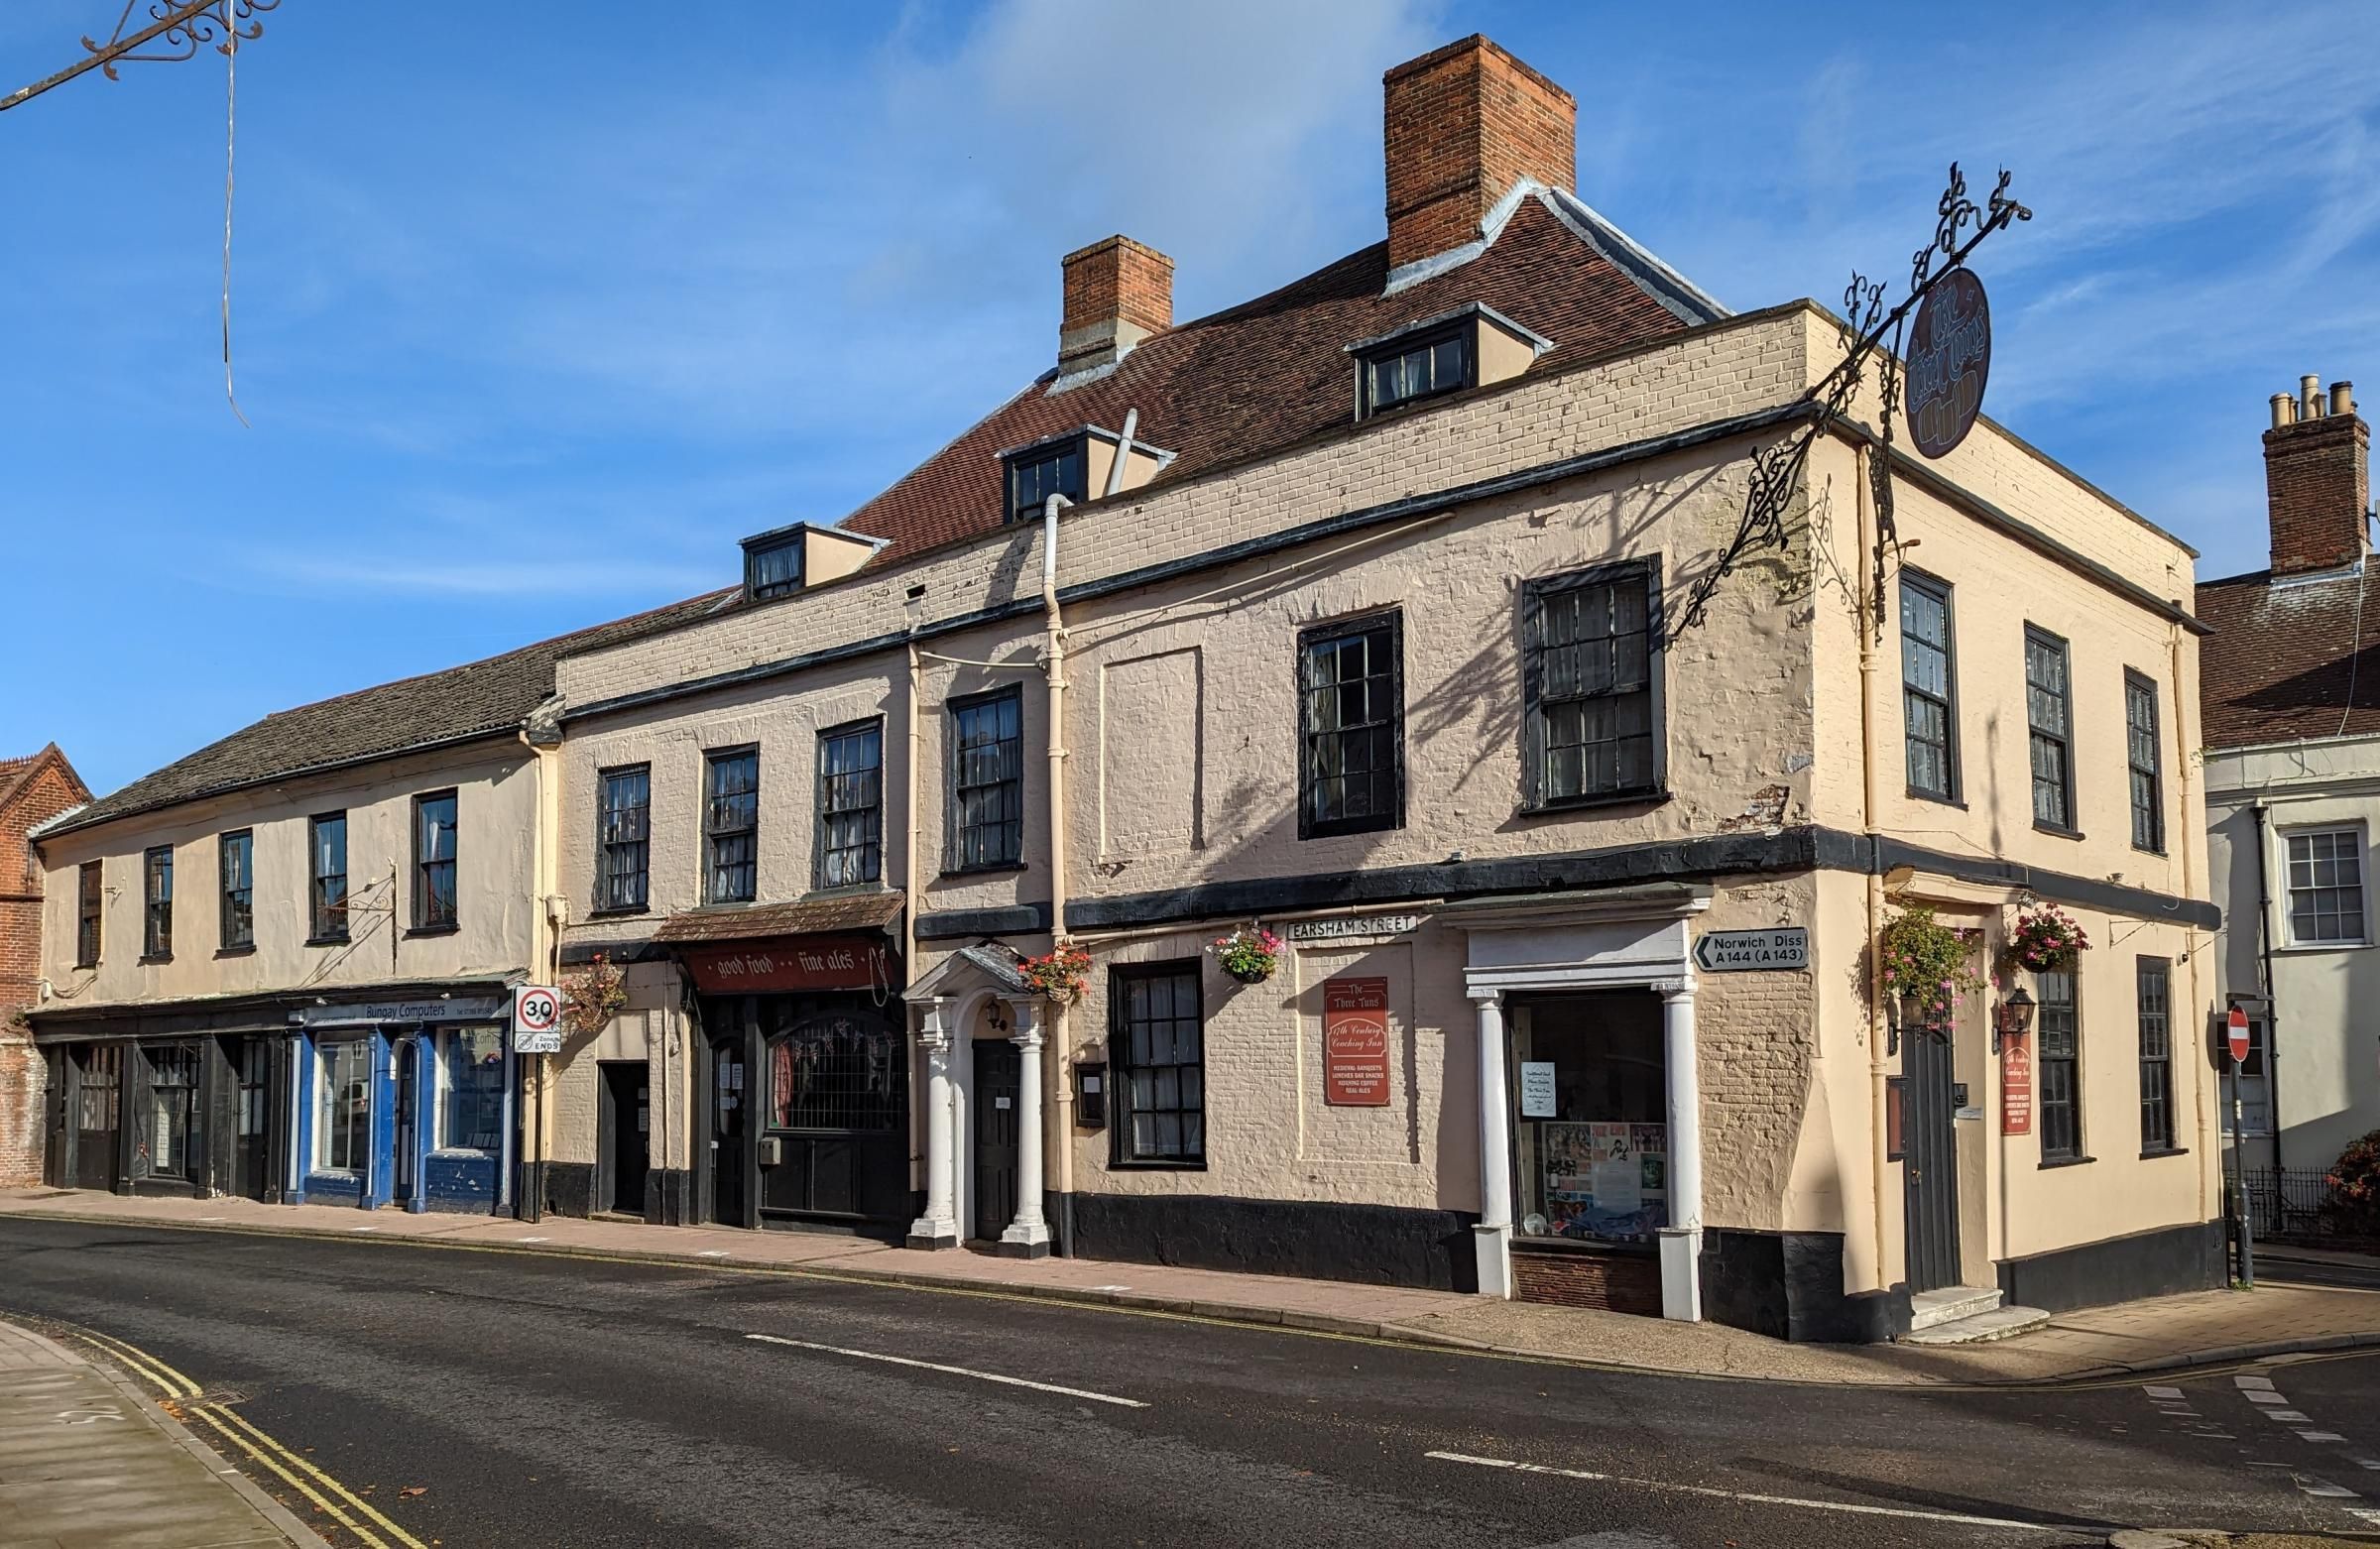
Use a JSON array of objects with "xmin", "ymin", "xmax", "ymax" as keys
[
  {"xmin": 2000, "ymin": 1034, "xmax": 2033, "ymax": 1135},
  {"xmin": 1322, "ymin": 977, "xmax": 1391, "ymax": 1107}
]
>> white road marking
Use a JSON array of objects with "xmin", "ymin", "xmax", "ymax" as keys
[
  {"xmin": 745, "ymin": 1332, "xmax": 1146, "ymax": 1408},
  {"xmin": 348, "ymin": 1226, "xmax": 377, "ymax": 1233},
  {"xmin": 2268, "ymin": 1410, "xmax": 2314, "ymax": 1424},
  {"xmin": 515, "ymin": 1236, "xmax": 547, "ymax": 1244},
  {"xmin": 2236, "ymin": 1373, "xmax": 2275, "ymax": 1390},
  {"xmin": 2144, "ymin": 1385, "xmax": 2185, "ymax": 1399},
  {"xmin": 696, "ymin": 1250, "xmax": 733, "ymax": 1258},
  {"xmin": 2350, "ymin": 1506, "xmax": 2380, "ymax": 1527},
  {"xmin": 1422, "ymin": 1451, "xmax": 2086, "ymax": 1534},
  {"xmin": 2300, "ymin": 1432, "xmax": 2350, "ymax": 1444},
  {"xmin": 2245, "ymin": 1390, "xmax": 2288, "ymax": 1405},
  {"xmin": 2297, "ymin": 1478, "xmax": 2359, "ymax": 1498},
  {"xmin": 2356, "ymin": 1458, "xmax": 2380, "ymax": 1471}
]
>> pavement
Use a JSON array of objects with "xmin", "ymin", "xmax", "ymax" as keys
[
  {"xmin": 3, "ymin": 1185, "xmax": 2378, "ymax": 1387},
  {"xmin": 0, "ymin": 1315, "xmax": 324, "ymax": 1548}
]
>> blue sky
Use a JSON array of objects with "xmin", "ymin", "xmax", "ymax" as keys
[{"xmin": 6, "ymin": 0, "xmax": 2377, "ymax": 797}]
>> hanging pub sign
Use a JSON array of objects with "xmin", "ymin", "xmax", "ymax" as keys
[
  {"xmin": 1905, "ymin": 266, "xmax": 1991, "ymax": 458},
  {"xmin": 1321, "ymin": 976, "xmax": 1391, "ymax": 1107}
]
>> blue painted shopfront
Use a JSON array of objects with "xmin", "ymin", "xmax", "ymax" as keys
[{"xmin": 289, "ymin": 1006, "xmax": 516, "ymax": 1215}]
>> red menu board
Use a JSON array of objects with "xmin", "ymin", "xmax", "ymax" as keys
[
  {"xmin": 2000, "ymin": 1034, "xmax": 2033, "ymax": 1135},
  {"xmin": 1323, "ymin": 977, "xmax": 1391, "ymax": 1107}
]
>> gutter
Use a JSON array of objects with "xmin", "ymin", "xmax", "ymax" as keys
[{"xmin": 2251, "ymin": 800, "xmax": 2284, "ymax": 1170}]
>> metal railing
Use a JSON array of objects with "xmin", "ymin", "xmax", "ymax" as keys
[{"xmin": 2226, "ymin": 1165, "xmax": 2352, "ymax": 1242}]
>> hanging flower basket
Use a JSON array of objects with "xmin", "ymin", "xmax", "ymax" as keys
[
  {"xmin": 1212, "ymin": 925, "xmax": 1283, "ymax": 985},
  {"xmin": 1877, "ymin": 904, "xmax": 1987, "ymax": 1027},
  {"xmin": 560, "ymin": 952, "xmax": 628, "ymax": 1038},
  {"xmin": 1020, "ymin": 943, "xmax": 1092, "ymax": 1006},
  {"xmin": 2007, "ymin": 903, "xmax": 2090, "ymax": 972}
]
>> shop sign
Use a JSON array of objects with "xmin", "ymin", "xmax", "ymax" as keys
[
  {"xmin": 1321, "ymin": 977, "xmax": 1391, "ymax": 1107},
  {"xmin": 298, "ymin": 996, "xmax": 505, "ymax": 1027},
  {"xmin": 682, "ymin": 935, "xmax": 890, "ymax": 995},
  {"xmin": 2000, "ymin": 1033, "xmax": 2033, "ymax": 1135},
  {"xmin": 1518, "ymin": 1061, "xmax": 1558, "ymax": 1119},
  {"xmin": 1286, "ymin": 913, "xmax": 1422, "ymax": 944},
  {"xmin": 1692, "ymin": 927, "xmax": 1809, "ymax": 973},
  {"xmin": 1905, "ymin": 267, "xmax": 1991, "ymax": 459}
]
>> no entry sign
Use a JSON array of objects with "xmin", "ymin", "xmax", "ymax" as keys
[{"xmin": 2226, "ymin": 1005, "xmax": 2251, "ymax": 1065}]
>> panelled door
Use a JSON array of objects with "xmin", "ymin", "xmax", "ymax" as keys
[
  {"xmin": 972, "ymin": 1038, "xmax": 1020, "ymax": 1243},
  {"xmin": 600, "ymin": 1062, "xmax": 651, "ymax": 1218},
  {"xmin": 1902, "ymin": 1028, "xmax": 1963, "ymax": 1293},
  {"xmin": 229, "ymin": 1037, "xmax": 273, "ymax": 1200},
  {"xmin": 711, "ymin": 1033, "xmax": 748, "ymax": 1227},
  {"xmin": 73, "ymin": 1044, "xmax": 121, "ymax": 1191}
]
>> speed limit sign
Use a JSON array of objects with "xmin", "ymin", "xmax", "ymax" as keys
[{"xmin": 513, "ymin": 985, "xmax": 562, "ymax": 1053}]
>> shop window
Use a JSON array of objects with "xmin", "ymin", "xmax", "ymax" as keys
[
  {"xmin": 704, "ymin": 748, "xmax": 760, "ymax": 904},
  {"xmin": 596, "ymin": 765, "xmax": 651, "ymax": 912},
  {"xmin": 1297, "ymin": 613, "xmax": 1404, "ymax": 839},
  {"xmin": 2125, "ymin": 669, "xmax": 2164, "ymax": 854},
  {"xmin": 316, "ymin": 1038, "xmax": 372, "ymax": 1173},
  {"xmin": 142, "ymin": 846, "xmax": 173, "ymax": 959},
  {"xmin": 1110, "ymin": 962, "xmax": 1205, "ymax": 1166},
  {"xmin": 146, "ymin": 1044, "xmax": 199, "ymax": 1180},
  {"xmin": 76, "ymin": 860, "xmax": 102, "ymax": 968},
  {"xmin": 219, "ymin": 830, "xmax": 253, "ymax": 950},
  {"xmin": 1522, "ymin": 562, "xmax": 1664, "ymax": 807},
  {"xmin": 817, "ymin": 720, "xmax": 885, "ymax": 888},
  {"xmin": 2284, "ymin": 827, "xmax": 2365, "ymax": 945},
  {"xmin": 440, "ymin": 1026, "xmax": 506, "ymax": 1151},
  {"xmin": 2025, "ymin": 626, "xmax": 2076, "ymax": 833},
  {"xmin": 948, "ymin": 686, "xmax": 1024, "ymax": 871},
  {"xmin": 413, "ymin": 790, "xmax": 458, "ymax": 931},
  {"xmin": 76, "ymin": 1044, "xmax": 119, "ymax": 1133},
  {"xmin": 310, "ymin": 812, "xmax": 349, "ymax": 942},
  {"xmin": 2137, "ymin": 957, "xmax": 2175, "ymax": 1153},
  {"xmin": 766, "ymin": 1011, "xmax": 905, "ymax": 1132},
  {"xmin": 1899, "ymin": 570, "xmax": 1959, "ymax": 801},
  {"xmin": 2038, "ymin": 968, "xmax": 2082, "ymax": 1161},
  {"xmin": 1511, "ymin": 992, "xmax": 1669, "ymax": 1245}
]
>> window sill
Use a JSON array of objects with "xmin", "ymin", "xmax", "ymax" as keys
[
  {"xmin": 137, "ymin": 953, "xmax": 173, "ymax": 966},
  {"xmin": 1300, "ymin": 817, "xmax": 1403, "ymax": 842},
  {"xmin": 2272, "ymin": 939, "xmax": 2372, "ymax": 954},
  {"xmin": 2038, "ymin": 1153, "xmax": 2096, "ymax": 1170},
  {"xmin": 305, "ymin": 935, "xmax": 351, "ymax": 949},
  {"xmin": 940, "ymin": 861, "xmax": 1028, "ymax": 880},
  {"xmin": 73, "ymin": 961, "xmax": 98, "ymax": 972},
  {"xmin": 2031, "ymin": 822, "xmax": 2085, "ymax": 842},
  {"xmin": 404, "ymin": 923, "xmax": 460, "ymax": 939},
  {"xmin": 702, "ymin": 895, "xmax": 761, "ymax": 909},
  {"xmin": 2139, "ymin": 1145, "xmax": 2190, "ymax": 1160},
  {"xmin": 1907, "ymin": 789, "xmax": 1967, "ymax": 810},
  {"xmin": 2131, "ymin": 843, "xmax": 2168, "ymax": 859},
  {"xmin": 586, "ymin": 903, "xmax": 651, "ymax": 919},
  {"xmin": 1519, "ymin": 788, "xmax": 1674, "ymax": 818},
  {"xmin": 1107, "ymin": 1158, "xmax": 1207, "ymax": 1172},
  {"xmin": 214, "ymin": 944, "xmax": 256, "ymax": 959}
]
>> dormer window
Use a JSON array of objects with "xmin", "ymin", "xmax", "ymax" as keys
[
  {"xmin": 745, "ymin": 536, "xmax": 802, "ymax": 600},
  {"xmin": 1007, "ymin": 434, "xmax": 1087, "ymax": 523},
  {"xmin": 1350, "ymin": 302, "xmax": 1553, "ymax": 420},
  {"xmin": 737, "ymin": 522, "xmax": 887, "ymax": 601},
  {"xmin": 1364, "ymin": 326, "xmax": 1470, "ymax": 415}
]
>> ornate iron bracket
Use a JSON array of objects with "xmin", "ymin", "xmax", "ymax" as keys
[{"xmin": 3, "ymin": 0, "xmax": 280, "ymax": 112}]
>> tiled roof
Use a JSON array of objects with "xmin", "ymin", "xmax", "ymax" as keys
[
  {"xmin": 50, "ymin": 594, "xmax": 731, "ymax": 838},
  {"xmin": 839, "ymin": 191, "xmax": 1711, "ymax": 563},
  {"xmin": 2197, "ymin": 565, "xmax": 2380, "ymax": 749},
  {"xmin": 650, "ymin": 892, "xmax": 904, "ymax": 944}
]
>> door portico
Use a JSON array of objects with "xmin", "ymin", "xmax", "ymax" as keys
[{"xmin": 904, "ymin": 947, "xmax": 1052, "ymax": 1257}]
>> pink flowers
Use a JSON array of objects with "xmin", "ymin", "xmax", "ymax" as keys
[
  {"xmin": 1212, "ymin": 926, "xmax": 1283, "ymax": 983},
  {"xmin": 2008, "ymin": 903, "xmax": 2090, "ymax": 971}
]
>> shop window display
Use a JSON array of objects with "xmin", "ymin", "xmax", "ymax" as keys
[{"xmin": 1510, "ymin": 992, "xmax": 1668, "ymax": 1245}]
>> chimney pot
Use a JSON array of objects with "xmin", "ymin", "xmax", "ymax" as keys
[
  {"xmin": 2303, "ymin": 374, "xmax": 2323, "ymax": 417},
  {"xmin": 1058, "ymin": 235, "xmax": 1172, "ymax": 376},
  {"xmin": 2334, "ymin": 381, "xmax": 2356, "ymax": 417},
  {"xmin": 2273, "ymin": 393, "xmax": 2295, "ymax": 429},
  {"xmin": 1381, "ymin": 36, "xmax": 1577, "ymax": 274}
]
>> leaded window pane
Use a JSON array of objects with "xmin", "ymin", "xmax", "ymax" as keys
[
  {"xmin": 705, "ymin": 751, "xmax": 760, "ymax": 903},
  {"xmin": 1300, "ymin": 617, "xmax": 1402, "ymax": 837},
  {"xmin": 1900, "ymin": 575, "xmax": 1957, "ymax": 799},
  {"xmin": 2137, "ymin": 959, "xmax": 2173, "ymax": 1152},
  {"xmin": 598, "ymin": 768, "xmax": 651, "ymax": 911},
  {"xmin": 1112, "ymin": 964, "xmax": 1205, "ymax": 1165},
  {"xmin": 2037, "ymin": 968, "xmax": 2082, "ymax": 1161},
  {"xmin": 952, "ymin": 691, "xmax": 1023, "ymax": 869},
  {"xmin": 2126, "ymin": 673, "xmax": 2163, "ymax": 852},
  {"xmin": 2024, "ymin": 628, "xmax": 2073, "ymax": 830},
  {"xmin": 1530, "ymin": 570, "xmax": 1657, "ymax": 802}
]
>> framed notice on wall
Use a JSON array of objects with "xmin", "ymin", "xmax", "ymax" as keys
[
  {"xmin": 2000, "ymin": 1034, "xmax": 2033, "ymax": 1135},
  {"xmin": 1322, "ymin": 977, "xmax": 1391, "ymax": 1106}
]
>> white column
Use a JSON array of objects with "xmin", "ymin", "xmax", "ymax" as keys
[
  {"xmin": 906, "ymin": 998, "xmax": 960, "ymax": 1249},
  {"xmin": 999, "ymin": 998, "xmax": 1052, "ymax": 1257},
  {"xmin": 1657, "ymin": 977, "xmax": 1704, "ymax": 1322},
  {"xmin": 1471, "ymin": 987, "xmax": 1514, "ymax": 1298}
]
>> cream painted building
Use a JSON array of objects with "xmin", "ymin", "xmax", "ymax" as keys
[{"xmin": 531, "ymin": 38, "xmax": 2223, "ymax": 1340}]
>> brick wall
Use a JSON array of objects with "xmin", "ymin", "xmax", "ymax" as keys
[
  {"xmin": 1383, "ymin": 35, "xmax": 1577, "ymax": 272},
  {"xmin": 2266, "ymin": 412, "xmax": 2370, "ymax": 575},
  {"xmin": 1061, "ymin": 236, "xmax": 1173, "ymax": 349},
  {"xmin": 1, "ymin": 754, "xmax": 91, "ymax": 1187}
]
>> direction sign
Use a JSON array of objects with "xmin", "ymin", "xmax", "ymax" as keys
[
  {"xmin": 2226, "ymin": 1005, "xmax": 2251, "ymax": 1065},
  {"xmin": 513, "ymin": 985, "xmax": 562, "ymax": 1054},
  {"xmin": 1693, "ymin": 927, "xmax": 1809, "ymax": 973}
]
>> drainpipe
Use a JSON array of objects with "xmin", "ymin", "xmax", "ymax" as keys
[
  {"xmin": 904, "ymin": 633, "xmax": 925, "ymax": 1208},
  {"xmin": 1041, "ymin": 489, "xmax": 1076, "ymax": 1255},
  {"xmin": 2251, "ymin": 799, "xmax": 2283, "ymax": 1171},
  {"xmin": 2169, "ymin": 621, "xmax": 2209, "ymax": 1223},
  {"xmin": 1854, "ymin": 443, "xmax": 1892, "ymax": 1294},
  {"xmin": 517, "ymin": 726, "xmax": 561, "ymax": 1224}
]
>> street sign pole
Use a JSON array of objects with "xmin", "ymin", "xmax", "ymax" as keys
[{"xmin": 2227, "ymin": 1006, "xmax": 2254, "ymax": 1289}]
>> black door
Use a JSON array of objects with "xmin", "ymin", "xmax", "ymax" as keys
[
  {"xmin": 601, "ymin": 1062, "xmax": 651, "ymax": 1218},
  {"xmin": 72, "ymin": 1044, "xmax": 120, "ymax": 1191},
  {"xmin": 711, "ymin": 1034, "xmax": 747, "ymax": 1227},
  {"xmin": 1902, "ymin": 1028, "xmax": 1963, "ymax": 1292},
  {"xmin": 393, "ymin": 1039, "xmax": 418, "ymax": 1208},
  {"xmin": 972, "ymin": 1039, "xmax": 1020, "ymax": 1243},
  {"xmin": 229, "ymin": 1037, "xmax": 273, "ymax": 1200}
]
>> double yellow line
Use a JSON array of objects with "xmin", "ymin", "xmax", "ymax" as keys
[{"xmin": 68, "ymin": 1324, "xmax": 428, "ymax": 1549}]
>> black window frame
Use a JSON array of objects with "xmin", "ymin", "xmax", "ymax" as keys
[
  {"xmin": 141, "ymin": 845, "xmax": 173, "ymax": 961},
  {"xmin": 2123, "ymin": 668, "xmax": 2164, "ymax": 855},
  {"xmin": 2037, "ymin": 965, "xmax": 2085, "ymax": 1164},
  {"xmin": 595, "ymin": 764, "xmax": 652, "ymax": 914},
  {"xmin": 1296, "ymin": 611, "xmax": 1406, "ymax": 840},
  {"xmin": 218, "ymin": 829, "xmax": 253, "ymax": 952},
  {"xmin": 1005, "ymin": 434, "xmax": 1088, "ymax": 525},
  {"xmin": 2136, "ymin": 955, "xmax": 2177, "ymax": 1155},
  {"xmin": 703, "ymin": 747, "xmax": 761, "ymax": 905},
  {"xmin": 744, "ymin": 536, "xmax": 802, "ymax": 601},
  {"xmin": 947, "ymin": 684, "xmax": 1026, "ymax": 874},
  {"xmin": 308, "ymin": 811, "xmax": 349, "ymax": 944},
  {"xmin": 2025, "ymin": 624, "xmax": 2078, "ymax": 836},
  {"xmin": 412, "ymin": 788, "xmax": 459, "ymax": 933},
  {"xmin": 1358, "ymin": 322, "xmax": 1474, "ymax": 417},
  {"xmin": 1899, "ymin": 569, "xmax": 1961, "ymax": 803},
  {"xmin": 75, "ymin": 860, "xmax": 101, "ymax": 968},
  {"xmin": 1520, "ymin": 559, "xmax": 1667, "ymax": 810},
  {"xmin": 1109, "ymin": 960, "xmax": 1207, "ymax": 1168},
  {"xmin": 815, "ymin": 718, "xmax": 886, "ymax": 890}
]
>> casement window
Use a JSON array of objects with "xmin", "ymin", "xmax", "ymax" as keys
[
  {"xmin": 142, "ymin": 846, "xmax": 173, "ymax": 960},
  {"xmin": 413, "ymin": 790, "xmax": 458, "ymax": 931},
  {"xmin": 218, "ymin": 830, "xmax": 253, "ymax": 950},
  {"xmin": 949, "ymin": 686, "xmax": 1024, "ymax": 871},
  {"xmin": 2024, "ymin": 625, "xmax": 2076, "ymax": 833},
  {"xmin": 2037, "ymin": 967, "xmax": 2083, "ymax": 1162},
  {"xmin": 2136, "ymin": 957, "xmax": 2175, "ymax": 1153},
  {"xmin": 2285, "ymin": 828, "xmax": 2366, "ymax": 945},
  {"xmin": 1006, "ymin": 436, "xmax": 1086, "ymax": 524},
  {"xmin": 745, "ymin": 536, "xmax": 801, "ymax": 601},
  {"xmin": 1899, "ymin": 571, "xmax": 1960, "ymax": 801},
  {"xmin": 596, "ymin": 766, "xmax": 651, "ymax": 912},
  {"xmin": 75, "ymin": 861, "xmax": 101, "ymax": 967},
  {"xmin": 315, "ymin": 1038, "xmax": 372, "ymax": 1173},
  {"xmin": 1110, "ymin": 962, "xmax": 1205, "ymax": 1166},
  {"xmin": 1359, "ymin": 325, "xmax": 1471, "ymax": 416},
  {"xmin": 439, "ymin": 1026, "xmax": 506, "ymax": 1152},
  {"xmin": 2125, "ymin": 670, "xmax": 2164, "ymax": 854},
  {"xmin": 817, "ymin": 720, "xmax": 885, "ymax": 888},
  {"xmin": 1522, "ymin": 561, "xmax": 1664, "ymax": 807},
  {"xmin": 1297, "ymin": 613, "xmax": 1404, "ymax": 839},
  {"xmin": 309, "ymin": 813, "xmax": 348, "ymax": 942},
  {"xmin": 704, "ymin": 749, "xmax": 760, "ymax": 904}
]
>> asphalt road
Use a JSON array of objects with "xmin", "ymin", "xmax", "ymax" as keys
[{"xmin": 1, "ymin": 1217, "xmax": 2376, "ymax": 1548}]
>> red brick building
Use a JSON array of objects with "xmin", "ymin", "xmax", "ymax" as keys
[{"xmin": 0, "ymin": 746, "xmax": 90, "ymax": 1186}]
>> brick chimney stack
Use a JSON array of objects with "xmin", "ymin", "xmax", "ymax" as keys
[
  {"xmin": 1059, "ymin": 235, "xmax": 1173, "ymax": 376},
  {"xmin": 2266, "ymin": 375, "xmax": 2369, "ymax": 576},
  {"xmin": 1382, "ymin": 36, "xmax": 1577, "ymax": 275}
]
